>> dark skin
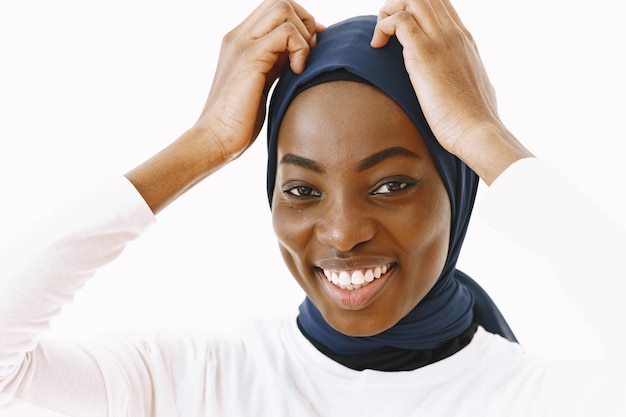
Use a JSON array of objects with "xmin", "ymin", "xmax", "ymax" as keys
[
  {"xmin": 125, "ymin": 0, "xmax": 532, "ymax": 216},
  {"xmin": 272, "ymin": 81, "xmax": 451, "ymax": 336},
  {"xmin": 124, "ymin": 0, "xmax": 532, "ymax": 332}
]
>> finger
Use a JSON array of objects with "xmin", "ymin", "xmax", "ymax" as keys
[
  {"xmin": 244, "ymin": 0, "xmax": 317, "ymax": 47},
  {"xmin": 425, "ymin": 0, "xmax": 475, "ymax": 51},
  {"xmin": 370, "ymin": 16, "xmax": 394, "ymax": 48},
  {"xmin": 372, "ymin": 0, "xmax": 437, "ymax": 47},
  {"xmin": 373, "ymin": 0, "xmax": 469, "ymax": 48},
  {"xmin": 258, "ymin": 21, "xmax": 311, "ymax": 74},
  {"xmin": 377, "ymin": 0, "xmax": 434, "ymax": 19},
  {"xmin": 286, "ymin": 0, "xmax": 320, "ymax": 45},
  {"xmin": 371, "ymin": 10, "xmax": 425, "ymax": 48},
  {"xmin": 379, "ymin": 0, "xmax": 441, "ymax": 29},
  {"xmin": 372, "ymin": 0, "xmax": 405, "ymax": 48},
  {"xmin": 311, "ymin": 21, "xmax": 327, "ymax": 47},
  {"xmin": 439, "ymin": 0, "xmax": 467, "ymax": 31},
  {"xmin": 252, "ymin": 2, "xmax": 311, "ymax": 41}
]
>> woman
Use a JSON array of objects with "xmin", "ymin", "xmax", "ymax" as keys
[{"xmin": 0, "ymin": 0, "xmax": 624, "ymax": 415}]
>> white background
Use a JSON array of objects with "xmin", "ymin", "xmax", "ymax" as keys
[{"xmin": 1, "ymin": 0, "xmax": 624, "ymax": 359}]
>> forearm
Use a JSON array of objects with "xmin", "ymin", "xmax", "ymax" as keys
[
  {"xmin": 125, "ymin": 124, "xmax": 231, "ymax": 215},
  {"xmin": 123, "ymin": 1, "xmax": 321, "ymax": 216}
]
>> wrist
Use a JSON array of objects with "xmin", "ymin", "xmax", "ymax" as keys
[{"xmin": 452, "ymin": 121, "xmax": 534, "ymax": 185}]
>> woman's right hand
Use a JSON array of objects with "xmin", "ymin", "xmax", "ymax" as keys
[
  {"xmin": 126, "ymin": 0, "xmax": 320, "ymax": 214},
  {"xmin": 196, "ymin": 0, "xmax": 321, "ymax": 164}
]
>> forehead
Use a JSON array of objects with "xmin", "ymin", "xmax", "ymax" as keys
[{"xmin": 276, "ymin": 81, "xmax": 431, "ymax": 161}]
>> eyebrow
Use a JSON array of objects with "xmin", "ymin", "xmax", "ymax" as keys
[
  {"xmin": 279, "ymin": 153, "xmax": 325, "ymax": 173},
  {"xmin": 279, "ymin": 146, "xmax": 421, "ymax": 174},
  {"xmin": 357, "ymin": 146, "xmax": 421, "ymax": 172}
]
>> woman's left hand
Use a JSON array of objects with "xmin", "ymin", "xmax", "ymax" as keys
[{"xmin": 371, "ymin": 0, "xmax": 532, "ymax": 184}]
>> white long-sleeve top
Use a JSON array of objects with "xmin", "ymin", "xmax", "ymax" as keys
[{"xmin": 0, "ymin": 158, "xmax": 625, "ymax": 416}]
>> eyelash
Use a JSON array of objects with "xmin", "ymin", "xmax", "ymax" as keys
[
  {"xmin": 283, "ymin": 185, "xmax": 322, "ymax": 199},
  {"xmin": 371, "ymin": 178, "xmax": 418, "ymax": 195},
  {"xmin": 282, "ymin": 177, "xmax": 418, "ymax": 200}
]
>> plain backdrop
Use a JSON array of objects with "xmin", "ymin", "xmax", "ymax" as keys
[{"xmin": 1, "ymin": 0, "xmax": 624, "ymax": 360}]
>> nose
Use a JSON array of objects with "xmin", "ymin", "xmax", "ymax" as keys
[{"xmin": 315, "ymin": 197, "xmax": 376, "ymax": 252}]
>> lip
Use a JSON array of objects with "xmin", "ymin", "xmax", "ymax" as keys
[
  {"xmin": 316, "ymin": 263, "xmax": 396, "ymax": 311},
  {"xmin": 316, "ymin": 258, "xmax": 395, "ymax": 271}
]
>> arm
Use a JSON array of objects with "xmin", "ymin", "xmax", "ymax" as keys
[
  {"xmin": 126, "ymin": 0, "xmax": 322, "ymax": 214},
  {"xmin": 0, "ymin": 178, "xmax": 155, "ymax": 416},
  {"xmin": 477, "ymin": 158, "xmax": 626, "ymax": 359},
  {"xmin": 371, "ymin": 0, "xmax": 625, "ymax": 360},
  {"xmin": 0, "ymin": 0, "xmax": 320, "ymax": 413}
]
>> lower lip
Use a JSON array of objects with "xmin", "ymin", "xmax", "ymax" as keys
[{"xmin": 318, "ymin": 268, "xmax": 394, "ymax": 311}]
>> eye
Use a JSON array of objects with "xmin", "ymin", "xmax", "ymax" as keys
[
  {"xmin": 284, "ymin": 184, "xmax": 322, "ymax": 199},
  {"xmin": 371, "ymin": 178, "xmax": 417, "ymax": 195}
]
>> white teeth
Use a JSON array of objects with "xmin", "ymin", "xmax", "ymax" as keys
[
  {"xmin": 374, "ymin": 266, "xmax": 382, "ymax": 278},
  {"xmin": 322, "ymin": 264, "xmax": 392, "ymax": 291},
  {"xmin": 351, "ymin": 270, "xmax": 365, "ymax": 285},
  {"xmin": 339, "ymin": 271, "xmax": 351, "ymax": 286}
]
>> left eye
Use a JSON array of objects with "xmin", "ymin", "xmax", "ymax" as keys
[{"xmin": 372, "ymin": 179, "xmax": 413, "ymax": 195}]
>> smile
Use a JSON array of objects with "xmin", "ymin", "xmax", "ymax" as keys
[{"xmin": 321, "ymin": 264, "xmax": 393, "ymax": 290}]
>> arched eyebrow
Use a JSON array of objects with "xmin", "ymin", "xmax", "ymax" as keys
[
  {"xmin": 279, "ymin": 153, "xmax": 325, "ymax": 173},
  {"xmin": 357, "ymin": 146, "xmax": 421, "ymax": 172},
  {"xmin": 279, "ymin": 146, "xmax": 420, "ymax": 174}
]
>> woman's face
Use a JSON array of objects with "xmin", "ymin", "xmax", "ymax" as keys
[{"xmin": 272, "ymin": 81, "xmax": 451, "ymax": 337}]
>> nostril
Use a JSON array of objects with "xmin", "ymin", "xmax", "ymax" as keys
[{"xmin": 316, "ymin": 217, "xmax": 376, "ymax": 252}]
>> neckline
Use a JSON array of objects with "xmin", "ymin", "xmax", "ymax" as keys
[
  {"xmin": 297, "ymin": 317, "xmax": 478, "ymax": 371},
  {"xmin": 282, "ymin": 317, "xmax": 495, "ymax": 387}
]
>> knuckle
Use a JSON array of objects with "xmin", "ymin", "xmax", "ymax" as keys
[
  {"xmin": 221, "ymin": 29, "xmax": 248, "ymax": 54},
  {"xmin": 463, "ymin": 29, "xmax": 475, "ymax": 44},
  {"xmin": 277, "ymin": 20, "xmax": 304, "ymax": 41},
  {"xmin": 395, "ymin": 10, "xmax": 415, "ymax": 23},
  {"xmin": 273, "ymin": 0, "xmax": 295, "ymax": 17},
  {"xmin": 444, "ymin": 27, "xmax": 468, "ymax": 48},
  {"xmin": 222, "ymin": 28, "xmax": 237, "ymax": 44},
  {"xmin": 277, "ymin": 19, "xmax": 296, "ymax": 31},
  {"xmin": 292, "ymin": 41, "xmax": 311, "ymax": 56}
]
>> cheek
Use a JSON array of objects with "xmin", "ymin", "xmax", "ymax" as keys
[
  {"xmin": 397, "ymin": 188, "xmax": 451, "ymax": 275},
  {"xmin": 272, "ymin": 205, "xmax": 308, "ymax": 250},
  {"xmin": 272, "ymin": 206, "xmax": 314, "ymax": 281}
]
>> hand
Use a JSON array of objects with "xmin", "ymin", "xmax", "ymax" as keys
[
  {"xmin": 197, "ymin": 0, "xmax": 322, "ymax": 164},
  {"xmin": 125, "ymin": 0, "xmax": 322, "ymax": 214},
  {"xmin": 371, "ymin": 0, "xmax": 532, "ymax": 183}
]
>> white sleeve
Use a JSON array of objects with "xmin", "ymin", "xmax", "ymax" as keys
[
  {"xmin": 473, "ymin": 157, "xmax": 626, "ymax": 360},
  {"xmin": 0, "ymin": 176, "xmax": 156, "ymax": 415}
]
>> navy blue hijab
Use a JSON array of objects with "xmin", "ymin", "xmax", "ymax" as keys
[{"xmin": 266, "ymin": 15, "xmax": 516, "ymax": 356}]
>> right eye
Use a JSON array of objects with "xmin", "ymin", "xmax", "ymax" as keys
[{"xmin": 284, "ymin": 185, "xmax": 322, "ymax": 199}]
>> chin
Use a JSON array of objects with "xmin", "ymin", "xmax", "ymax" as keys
[{"xmin": 321, "ymin": 308, "xmax": 400, "ymax": 337}]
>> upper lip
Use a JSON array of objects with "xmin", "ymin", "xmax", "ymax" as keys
[{"xmin": 316, "ymin": 257, "xmax": 396, "ymax": 272}]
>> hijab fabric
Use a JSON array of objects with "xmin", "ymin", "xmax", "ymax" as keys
[{"xmin": 266, "ymin": 15, "xmax": 516, "ymax": 356}]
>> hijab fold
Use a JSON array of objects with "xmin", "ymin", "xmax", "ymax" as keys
[{"xmin": 266, "ymin": 15, "xmax": 516, "ymax": 356}]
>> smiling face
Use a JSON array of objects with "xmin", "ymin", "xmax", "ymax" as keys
[{"xmin": 272, "ymin": 81, "xmax": 451, "ymax": 337}]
